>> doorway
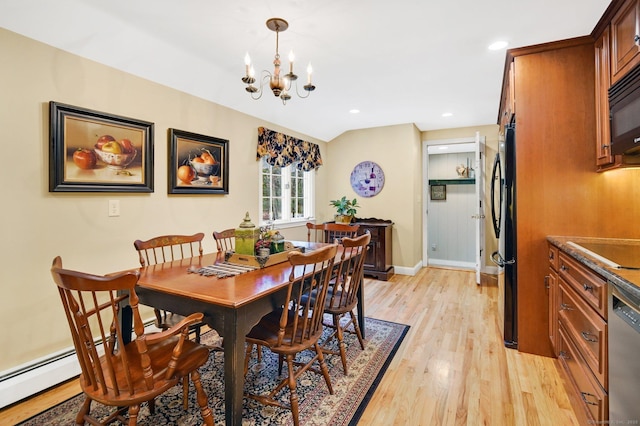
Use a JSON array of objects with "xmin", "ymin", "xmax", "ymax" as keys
[{"xmin": 422, "ymin": 134, "xmax": 485, "ymax": 282}]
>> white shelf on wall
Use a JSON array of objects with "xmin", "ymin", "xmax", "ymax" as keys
[{"xmin": 428, "ymin": 178, "xmax": 475, "ymax": 185}]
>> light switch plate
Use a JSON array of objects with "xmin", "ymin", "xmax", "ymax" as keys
[{"xmin": 108, "ymin": 200, "xmax": 120, "ymax": 217}]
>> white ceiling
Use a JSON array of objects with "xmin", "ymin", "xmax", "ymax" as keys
[{"xmin": 0, "ymin": 0, "xmax": 611, "ymax": 141}]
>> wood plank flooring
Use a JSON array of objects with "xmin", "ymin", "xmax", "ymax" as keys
[{"xmin": 0, "ymin": 267, "xmax": 579, "ymax": 425}]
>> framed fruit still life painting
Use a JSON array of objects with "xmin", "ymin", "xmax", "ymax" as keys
[
  {"xmin": 49, "ymin": 101, "xmax": 154, "ymax": 192},
  {"xmin": 168, "ymin": 128, "xmax": 229, "ymax": 194}
]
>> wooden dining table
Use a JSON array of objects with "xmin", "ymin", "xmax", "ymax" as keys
[{"xmin": 129, "ymin": 240, "xmax": 366, "ymax": 426}]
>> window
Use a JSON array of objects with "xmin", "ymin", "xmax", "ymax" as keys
[{"xmin": 260, "ymin": 156, "xmax": 314, "ymax": 224}]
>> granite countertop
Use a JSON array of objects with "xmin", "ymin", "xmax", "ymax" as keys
[{"xmin": 547, "ymin": 236, "xmax": 640, "ymax": 300}]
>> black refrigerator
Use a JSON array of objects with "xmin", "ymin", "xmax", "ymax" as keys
[{"xmin": 490, "ymin": 123, "xmax": 517, "ymax": 349}]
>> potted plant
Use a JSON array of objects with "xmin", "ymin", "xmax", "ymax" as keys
[{"xmin": 330, "ymin": 196, "xmax": 360, "ymax": 224}]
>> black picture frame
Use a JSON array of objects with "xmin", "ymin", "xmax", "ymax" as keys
[
  {"xmin": 49, "ymin": 101, "xmax": 154, "ymax": 192},
  {"xmin": 430, "ymin": 184, "xmax": 446, "ymax": 200},
  {"xmin": 168, "ymin": 128, "xmax": 229, "ymax": 194}
]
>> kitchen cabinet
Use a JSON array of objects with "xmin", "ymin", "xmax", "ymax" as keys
[
  {"xmin": 353, "ymin": 218, "xmax": 394, "ymax": 281},
  {"xmin": 497, "ymin": 37, "xmax": 596, "ymax": 357},
  {"xmin": 547, "ymin": 244, "xmax": 559, "ymax": 356},
  {"xmin": 610, "ymin": 0, "xmax": 640, "ymax": 85},
  {"xmin": 595, "ymin": 27, "xmax": 619, "ymax": 169},
  {"xmin": 548, "ymin": 242, "xmax": 609, "ymax": 425}
]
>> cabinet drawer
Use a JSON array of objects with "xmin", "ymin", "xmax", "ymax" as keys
[
  {"xmin": 558, "ymin": 252, "xmax": 607, "ymax": 318},
  {"xmin": 548, "ymin": 244, "xmax": 559, "ymax": 271},
  {"xmin": 558, "ymin": 325, "xmax": 608, "ymax": 424},
  {"xmin": 558, "ymin": 281, "xmax": 608, "ymax": 387}
]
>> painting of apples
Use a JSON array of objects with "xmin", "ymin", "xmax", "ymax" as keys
[{"xmin": 49, "ymin": 101, "xmax": 154, "ymax": 192}]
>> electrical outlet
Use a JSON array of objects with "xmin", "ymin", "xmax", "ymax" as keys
[
  {"xmin": 108, "ymin": 200, "xmax": 120, "ymax": 217},
  {"xmin": 431, "ymin": 244, "xmax": 437, "ymax": 251}
]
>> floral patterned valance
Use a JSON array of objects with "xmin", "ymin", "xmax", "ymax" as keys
[{"xmin": 256, "ymin": 127, "xmax": 323, "ymax": 171}]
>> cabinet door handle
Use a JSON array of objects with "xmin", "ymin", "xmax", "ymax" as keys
[
  {"xmin": 581, "ymin": 331, "xmax": 598, "ymax": 343},
  {"xmin": 580, "ymin": 391, "xmax": 599, "ymax": 406},
  {"xmin": 560, "ymin": 303, "xmax": 573, "ymax": 311},
  {"xmin": 635, "ymin": 34, "xmax": 640, "ymax": 44},
  {"xmin": 582, "ymin": 283, "xmax": 593, "ymax": 292},
  {"xmin": 560, "ymin": 264, "xmax": 568, "ymax": 272},
  {"xmin": 544, "ymin": 275, "xmax": 550, "ymax": 289},
  {"xmin": 549, "ymin": 252, "xmax": 555, "ymax": 260},
  {"xmin": 559, "ymin": 350, "xmax": 569, "ymax": 360}
]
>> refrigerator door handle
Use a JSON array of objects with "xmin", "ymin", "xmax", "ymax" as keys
[
  {"xmin": 491, "ymin": 251, "xmax": 515, "ymax": 267},
  {"xmin": 490, "ymin": 153, "xmax": 502, "ymax": 239}
]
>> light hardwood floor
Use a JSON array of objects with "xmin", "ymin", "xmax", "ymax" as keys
[{"xmin": 0, "ymin": 267, "xmax": 578, "ymax": 425}]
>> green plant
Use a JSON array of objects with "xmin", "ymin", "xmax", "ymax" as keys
[{"xmin": 329, "ymin": 196, "xmax": 360, "ymax": 217}]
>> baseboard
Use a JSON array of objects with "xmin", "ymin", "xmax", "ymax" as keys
[
  {"xmin": 428, "ymin": 258, "xmax": 476, "ymax": 270},
  {"xmin": 393, "ymin": 261, "xmax": 422, "ymax": 276}
]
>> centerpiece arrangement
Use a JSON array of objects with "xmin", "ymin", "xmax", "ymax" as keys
[{"xmin": 229, "ymin": 213, "xmax": 294, "ymax": 268}]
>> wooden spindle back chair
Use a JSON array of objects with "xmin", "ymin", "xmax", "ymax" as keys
[
  {"xmin": 306, "ymin": 222, "xmax": 360, "ymax": 243},
  {"xmin": 243, "ymin": 244, "xmax": 338, "ymax": 426},
  {"xmin": 133, "ymin": 233, "xmax": 206, "ymax": 341},
  {"xmin": 50, "ymin": 256, "xmax": 214, "ymax": 426},
  {"xmin": 322, "ymin": 232, "xmax": 370, "ymax": 374},
  {"xmin": 212, "ymin": 228, "xmax": 235, "ymax": 252}
]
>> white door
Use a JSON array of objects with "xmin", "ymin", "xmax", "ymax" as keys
[{"xmin": 474, "ymin": 132, "xmax": 486, "ymax": 284}]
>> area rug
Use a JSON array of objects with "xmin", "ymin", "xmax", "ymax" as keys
[{"xmin": 18, "ymin": 316, "xmax": 409, "ymax": 425}]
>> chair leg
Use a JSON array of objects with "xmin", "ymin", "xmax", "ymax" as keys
[
  {"xmin": 315, "ymin": 343, "xmax": 334, "ymax": 395},
  {"xmin": 182, "ymin": 376, "xmax": 189, "ymax": 410},
  {"xmin": 127, "ymin": 404, "xmax": 140, "ymax": 426},
  {"xmin": 333, "ymin": 314, "xmax": 348, "ymax": 375},
  {"xmin": 286, "ymin": 355, "xmax": 300, "ymax": 426},
  {"xmin": 191, "ymin": 369, "xmax": 215, "ymax": 426},
  {"xmin": 349, "ymin": 310, "xmax": 366, "ymax": 349},
  {"xmin": 76, "ymin": 397, "xmax": 92, "ymax": 425}
]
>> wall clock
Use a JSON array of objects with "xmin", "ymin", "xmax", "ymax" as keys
[{"xmin": 350, "ymin": 161, "xmax": 385, "ymax": 197}]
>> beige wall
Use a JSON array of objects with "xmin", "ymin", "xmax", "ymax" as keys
[
  {"xmin": 0, "ymin": 28, "xmax": 328, "ymax": 370},
  {"xmin": 327, "ymin": 124, "xmax": 423, "ymax": 270}
]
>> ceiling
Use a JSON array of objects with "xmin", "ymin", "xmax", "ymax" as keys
[{"xmin": 0, "ymin": 0, "xmax": 611, "ymax": 141}]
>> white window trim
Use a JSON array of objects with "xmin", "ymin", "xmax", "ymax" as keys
[{"xmin": 258, "ymin": 159, "xmax": 315, "ymax": 227}]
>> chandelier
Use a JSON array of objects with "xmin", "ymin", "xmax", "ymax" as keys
[{"xmin": 242, "ymin": 18, "xmax": 315, "ymax": 104}]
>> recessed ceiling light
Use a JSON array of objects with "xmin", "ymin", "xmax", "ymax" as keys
[
  {"xmin": 349, "ymin": 109, "xmax": 360, "ymax": 114},
  {"xmin": 488, "ymin": 41, "xmax": 508, "ymax": 51},
  {"xmin": 442, "ymin": 112, "xmax": 453, "ymax": 117}
]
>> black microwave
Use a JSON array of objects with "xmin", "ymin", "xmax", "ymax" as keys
[{"xmin": 609, "ymin": 63, "xmax": 640, "ymax": 155}]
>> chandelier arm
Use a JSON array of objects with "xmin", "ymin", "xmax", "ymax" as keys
[{"xmin": 293, "ymin": 82, "xmax": 312, "ymax": 99}]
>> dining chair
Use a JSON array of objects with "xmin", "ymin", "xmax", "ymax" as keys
[
  {"xmin": 243, "ymin": 244, "xmax": 338, "ymax": 426},
  {"xmin": 133, "ymin": 233, "xmax": 206, "ymax": 342},
  {"xmin": 212, "ymin": 228, "xmax": 235, "ymax": 252},
  {"xmin": 50, "ymin": 256, "xmax": 215, "ymax": 426},
  {"xmin": 133, "ymin": 233, "xmax": 209, "ymax": 409},
  {"xmin": 306, "ymin": 222, "xmax": 360, "ymax": 243},
  {"xmin": 322, "ymin": 232, "xmax": 370, "ymax": 374}
]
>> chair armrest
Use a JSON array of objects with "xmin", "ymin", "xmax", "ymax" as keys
[{"xmin": 144, "ymin": 312, "xmax": 204, "ymax": 344}]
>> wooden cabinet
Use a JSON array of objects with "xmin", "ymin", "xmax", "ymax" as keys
[
  {"xmin": 593, "ymin": 0, "xmax": 640, "ymax": 170},
  {"xmin": 611, "ymin": 0, "xmax": 640, "ymax": 84},
  {"xmin": 497, "ymin": 38, "xmax": 595, "ymax": 357},
  {"xmin": 548, "ymin": 243, "xmax": 609, "ymax": 425},
  {"xmin": 595, "ymin": 27, "xmax": 618, "ymax": 169},
  {"xmin": 498, "ymin": 62, "xmax": 515, "ymax": 128},
  {"xmin": 354, "ymin": 218, "xmax": 394, "ymax": 281},
  {"xmin": 547, "ymin": 245, "xmax": 559, "ymax": 355}
]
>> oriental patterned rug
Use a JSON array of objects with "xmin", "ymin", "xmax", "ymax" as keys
[{"xmin": 19, "ymin": 316, "xmax": 409, "ymax": 426}]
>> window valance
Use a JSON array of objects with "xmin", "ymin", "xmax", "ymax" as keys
[{"xmin": 256, "ymin": 127, "xmax": 323, "ymax": 171}]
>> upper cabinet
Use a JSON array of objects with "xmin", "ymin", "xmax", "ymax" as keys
[
  {"xmin": 611, "ymin": 0, "xmax": 640, "ymax": 84},
  {"xmin": 595, "ymin": 27, "xmax": 617, "ymax": 168},
  {"xmin": 593, "ymin": 0, "xmax": 640, "ymax": 170}
]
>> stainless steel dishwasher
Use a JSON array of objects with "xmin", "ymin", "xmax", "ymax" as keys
[{"xmin": 608, "ymin": 281, "xmax": 640, "ymax": 423}]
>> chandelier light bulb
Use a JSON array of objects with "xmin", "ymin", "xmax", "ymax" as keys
[{"xmin": 306, "ymin": 63, "xmax": 313, "ymax": 84}]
